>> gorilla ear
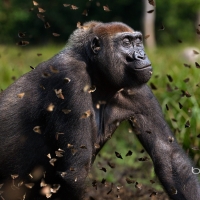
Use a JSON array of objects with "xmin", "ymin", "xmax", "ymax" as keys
[{"xmin": 91, "ymin": 36, "xmax": 101, "ymax": 54}]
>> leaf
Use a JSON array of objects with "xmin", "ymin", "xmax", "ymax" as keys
[
  {"xmin": 63, "ymin": 4, "xmax": 70, "ymax": 7},
  {"xmin": 64, "ymin": 77, "xmax": 71, "ymax": 83},
  {"xmin": 47, "ymin": 103, "xmax": 55, "ymax": 112},
  {"xmin": 51, "ymin": 184, "xmax": 60, "ymax": 193},
  {"xmin": 88, "ymin": 85, "xmax": 96, "ymax": 93},
  {"xmin": 150, "ymin": 191, "xmax": 158, "ymax": 197},
  {"xmin": 178, "ymin": 102, "xmax": 183, "ymax": 109},
  {"xmin": 55, "ymin": 132, "xmax": 64, "ymax": 140},
  {"xmin": 54, "ymin": 89, "xmax": 64, "ymax": 99},
  {"xmin": 168, "ymin": 136, "xmax": 174, "ymax": 143},
  {"xmin": 177, "ymin": 39, "xmax": 182, "ymax": 43},
  {"xmin": 94, "ymin": 143, "xmax": 100, "ymax": 149},
  {"xmin": 140, "ymin": 149, "xmax": 145, "ymax": 153},
  {"xmin": 138, "ymin": 156, "xmax": 148, "ymax": 161},
  {"xmin": 37, "ymin": 13, "xmax": 45, "ymax": 21},
  {"xmin": 183, "ymin": 78, "xmax": 190, "ymax": 83},
  {"xmin": 18, "ymin": 31, "xmax": 26, "ymax": 38},
  {"xmin": 148, "ymin": 0, "xmax": 155, "ymax": 6},
  {"xmin": 166, "ymin": 83, "xmax": 173, "ymax": 92},
  {"xmin": 25, "ymin": 183, "xmax": 35, "ymax": 189},
  {"xmin": 184, "ymin": 63, "xmax": 191, "ymax": 68},
  {"xmin": 99, "ymin": 167, "xmax": 106, "ymax": 172},
  {"xmin": 125, "ymin": 150, "xmax": 132, "ymax": 157},
  {"xmin": 107, "ymin": 161, "xmax": 115, "ymax": 168},
  {"xmin": 71, "ymin": 148, "xmax": 78, "ymax": 155},
  {"xmin": 92, "ymin": 180, "xmax": 97, "ymax": 190},
  {"xmin": 185, "ymin": 91, "xmax": 192, "ymax": 97},
  {"xmin": 170, "ymin": 187, "xmax": 177, "ymax": 195},
  {"xmin": 115, "ymin": 151, "xmax": 123, "ymax": 159},
  {"xmin": 50, "ymin": 66, "xmax": 59, "ymax": 73},
  {"xmin": 193, "ymin": 50, "xmax": 199, "ymax": 55},
  {"xmin": 150, "ymin": 82, "xmax": 157, "ymax": 90},
  {"xmin": 185, "ymin": 120, "xmax": 190, "ymax": 128},
  {"xmin": 166, "ymin": 104, "xmax": 169, "ymax": 111},
  {"xmin": 38, "ymin": 7, "xmax": 45, "ymax": 13},
  {"xmin": 77, "ymin": 22, "xmax": 82, "ymax": 28},
  {"xmin": 158, "ymin": 24, "xmax": 165, "ymax": 31},
  {"xmin": 49, "ymin": 158, "xmax": 57, "ymax": 166},
  {"xmin": 126, "ymin": 177, "xmax": 135, "ymax": 184},
  {"xmin": 52, "ymin": 33, "xmax": 60, "ymax": 37},
  {"xmin": 67, "ymin": 144, "xmax": 74, "ymax": 149},
  {"xmin": 33, "ymin": 1, "xmax": 39, "ymax": 6},
  {"xmin": 195, "ymin": 62, "xmax": 200, "ymax": 68},
  {"xmin": 61, "ymin": 172, "xmax": 67, "ymax": 177},
  {"xmin": 11, "ymin": 174, "xmax": 19, "ymax": 179},
  {"xmin": 135, "ymin": 182, "xmax": 142, "ymax": 190},
  {"xmin": 70, "ymin": 167, "xmax": 75, "ymax": 171},
  {"xmin": 80, "ymin": 110, "xmax": 91, "ymax": 119},
  {"xmin": 82, "ymin": 9, "xmax": 88, "ymax": 16},
  {"xmin": 62, "ymin": 109, "xmax": 71, "ymax": 114},
  {"xmin": 44, "ymin": 22, "xmax": 51, "ymax": 29},
  {"xmin": 47, "ymin": 154, "xmax": 51, "ymax": 159},
  {"xmin": 101, "ymin": 178, "xmax": 106, "ymax": 184},
  {"xmin": 147, "ymin": 9, "xmax": 154, "ymax": 13},
  {"xmin": 17, "ymin": 92, "xmax": 25, "ymax": 98},
  {"xmin": 80, "ymin": 145, "xmax": 87, "ymax": 149},
  {"xmin": 16, "ymin": 41, "xmax": 29, "ymax": 46},
  {"xmin": 107, "ymin": 183, "xmax": 113, "ymax": 194},
  {"xmin": 55, "ymin": 151, "xmax": 64, "ymax": 157},
  {"xmin": 33, "ymin": 126, "xmax": 41, "ymax": 134},
  {"xmin": 166, "ymin": 74, "xmax": 173, "ymax": 82},
  {"xmin": 150, "ymin": 180, "xmax": 155, "ymax": 184},
  {"xmin": 144, "ymin": 35, "xmax": 150, "ymax": 39},
  {"xmin": 71, "ymin": 5, "xmax": 78, "ymax": 10},
  {"xmin": 191, "ymin": 146, "xmax": 199, "ymax": 151},
  {"xmin": 103, "ymin": 5, "xmax": 111, "ymax": 12}
]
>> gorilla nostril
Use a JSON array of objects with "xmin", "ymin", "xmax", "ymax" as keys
[
  {"xmin": 137, "ymin": 55, "xmax": 145, "ymax": 60},
  {"xmin": 134, "ymin": 51, "xmax": 146, "ymax": 60}
]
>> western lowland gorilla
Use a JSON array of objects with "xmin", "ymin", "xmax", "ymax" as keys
[{"xmin": 0, "ymin": 21, "xmax": 199, "ymax": 200}]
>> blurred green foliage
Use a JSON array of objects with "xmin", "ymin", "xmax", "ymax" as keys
[
  {"xmin": 156, "ymin": 0, "xmax": 200, "ymax": 44},
  {"xmin": 0, "ymin": 0, "xmax": 199, "ymax": 45}
]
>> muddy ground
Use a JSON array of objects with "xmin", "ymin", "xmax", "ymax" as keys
[
  {"xmin": 84, "ymin": 161, "xmax": 170, "ymax": 200},
  {"xmin": 85, "ymin": 181, "xmax": 169, "ymax": 200}
]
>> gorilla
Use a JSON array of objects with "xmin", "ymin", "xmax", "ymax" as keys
[{"xmin": 0, "ymin": 21, "xmax": 199, "ymax": 200}]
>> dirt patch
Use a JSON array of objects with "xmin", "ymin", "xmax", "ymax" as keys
[{"xmin": 85, "ymin": 181, "xmax": 169, "ymax": 200}]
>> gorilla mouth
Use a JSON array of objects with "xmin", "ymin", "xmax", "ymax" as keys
[{"xmin": 135, "ymin": 64, "xmax": 152, "ymax": 70}]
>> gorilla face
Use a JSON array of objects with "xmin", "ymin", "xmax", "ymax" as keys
[
  {"xmin": 116, "ymin": 31, "xmax": 152, "ymax": 84},
  {"xmin": 90, "ymin": 24, "xmax": 152, "ymax": 88}
]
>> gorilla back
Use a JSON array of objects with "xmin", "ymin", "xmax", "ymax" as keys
[{"xmin": 0, "ymin": 21, "xmax": 199, "ymax": 200}]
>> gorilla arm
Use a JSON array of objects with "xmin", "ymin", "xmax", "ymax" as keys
[
  {"xmin": 103, "ymin": 85, "xmax": 200, "ymax": 200},
  {"xmin": 130, "ymin": 86, "xmax": 200, "ymax": 200}
]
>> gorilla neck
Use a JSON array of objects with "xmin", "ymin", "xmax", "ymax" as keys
[{"xmin": 91, "ymin": 70, "xmax": 120, "ymax": 101}]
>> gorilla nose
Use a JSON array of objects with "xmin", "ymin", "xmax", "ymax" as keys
[{"xmin": 134, "ymin": 50, "xmax": 146, "ymax": 60}]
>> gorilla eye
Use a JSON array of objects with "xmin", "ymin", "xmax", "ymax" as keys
[
  {"xmin": 122, "ymin": 38, "xmax": 131, "ymax": 46},
  {"xmin": 135, "ymin": 36, "xmax": 143, "ymax": 46}
]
